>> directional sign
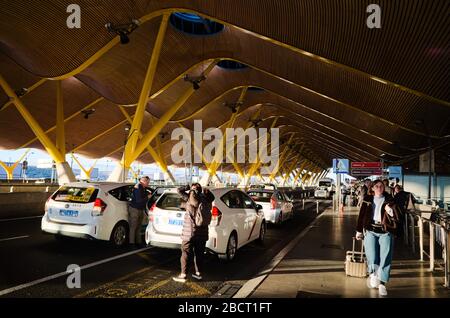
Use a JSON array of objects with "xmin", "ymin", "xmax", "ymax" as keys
[
  {"xmin": 333, "ymin": 159, "xmax": 349, "ymax": 174},
  {"xmin": 351, "ymin": 162, "xmax": 382, "ymax": 176},
  {"xmin": 351, "ymin": 162, "xmax": 382, "ymax": 168}
]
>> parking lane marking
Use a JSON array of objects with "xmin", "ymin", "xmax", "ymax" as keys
[
  {"xmin": 74, "ymin": 253, "xmax": 179, "ymax": 298},
  {"xmin": 0, "ymin": 216, "xmax": 42, "ymax": 222},
  {"xmin": 0, "ymin": 246, "xmax": 153, "ymax": 297},
  {"xmin": 0, "ymin": 235, "xmax": 30, "ymax": 242}
]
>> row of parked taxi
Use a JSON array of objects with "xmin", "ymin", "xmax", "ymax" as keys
[{"xmin": 41, "ymin": 182, "xmax": 305, "ymax": 261}]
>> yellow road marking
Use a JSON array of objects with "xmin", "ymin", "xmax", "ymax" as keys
[
  {"xmin": 136, "ymin": 281, "xmax": 211, "ymax": 298},
  {"xmin": 73, "ymin": 266, "xmax": 151, "ymax": 298},
  {"xmin": 134, "ymin": 278, "xmax": 171, "ymax": 298}
]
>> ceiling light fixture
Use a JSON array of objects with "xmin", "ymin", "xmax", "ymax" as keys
[
  {"xmin": 223, "ymin": 101, "xmax": 243, "ymax": 113},
  {"xmin": 105, "ymin": 19, "xmax": 140, "ymax": 45},
  {"xmin": 81, "ymin": 108, "xmax": 95, "ymax": 119},
  {"xmin": 183, "ymin": 74, "xmax": 206, "ymax": 90}
]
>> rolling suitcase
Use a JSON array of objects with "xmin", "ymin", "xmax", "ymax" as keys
[{"xmin": 345, "ymin": 237, "xmax": 367, "ymax": 277}]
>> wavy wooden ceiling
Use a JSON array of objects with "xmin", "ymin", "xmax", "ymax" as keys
[{"xmin": 0, "ymin": 0, "xmax": 449, "ymax": 172}]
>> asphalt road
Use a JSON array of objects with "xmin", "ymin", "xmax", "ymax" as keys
[{"xmin": 0, "ymin": 199, "xmax": 331, "ymax": 298}]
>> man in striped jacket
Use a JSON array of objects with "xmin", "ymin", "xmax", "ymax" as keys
[{"xmin": 173, "ymin": 183, "xmax": 215, "ymax": 283}]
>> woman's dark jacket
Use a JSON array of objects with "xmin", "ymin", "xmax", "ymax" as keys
[
  {"xmin": 356, "ymin": 192, "xmax": 401, "ymax": 236},
  {"xmin": 178, "ymin": 186, "xmax": 215, "ymax": 242}
]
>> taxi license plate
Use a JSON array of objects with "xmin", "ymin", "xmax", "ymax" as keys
[
  {"xmin": 168, "ymin": 219, "xmax": 183, "ymax": 226},
  {"xmin": 59, "ymin": 209, "xmax": 79, "ymax": 217}
]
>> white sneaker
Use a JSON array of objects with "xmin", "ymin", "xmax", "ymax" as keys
[
  {"xmin": 172, "ymin": 274, "xmax": 187, "ymax": 283},
  {"xmin": 192, "ymin": 272, "xmax": 202, "ymax": 280},
  {"xmin": 366, "ymin": 273, "xmax": 379, "ymax": 289},
  {"xmin": 378, "ymin": 284, "xmax": 388, "ymax": 297}
]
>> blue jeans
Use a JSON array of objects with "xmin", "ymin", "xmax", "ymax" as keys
[{"xmin": 364, "ymin": 230, "xmax": 394, "ymax": 283}]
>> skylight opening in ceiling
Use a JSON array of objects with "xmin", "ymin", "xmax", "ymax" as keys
[
  {"xmin": 170, "ymin": 12, "xmax": 224, "ymax": 35},
  {"xmin": 248, "ymin": 86, "xmax": 265, "ymax": 92},
  {"xmin": 217, "ymin": 60, "xmax": 248, "ymax": 70}
]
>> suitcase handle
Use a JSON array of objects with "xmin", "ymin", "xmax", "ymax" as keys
[{"xmin": 351, "ymin": 237, "xmax": 365, "ymax": 262}]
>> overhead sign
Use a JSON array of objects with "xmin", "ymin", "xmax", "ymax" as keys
[
  {"xmin": 388, "ymin": 166, "xmax": 402, "ymax": 179},
  {"xmin": 351, "ymin": 162, "xmax": 382, "ymax": 176},
  {"xmin": 333, "ymin": 159, "xmax": 349, "ymax": 174}
]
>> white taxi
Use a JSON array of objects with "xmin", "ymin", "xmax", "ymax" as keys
[
  {"xmin": 145, "ymin": 188, "xmax": 266, "ymax": 261},
  {"xmin": 41, "ymin": 182, "xmax": 147, "ymax": 246}
]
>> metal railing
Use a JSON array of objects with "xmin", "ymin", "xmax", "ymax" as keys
[{"xmin": 403, "ymin": 205, "xmax": 450, "ymax": 288}]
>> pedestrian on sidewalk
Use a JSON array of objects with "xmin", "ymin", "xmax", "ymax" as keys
[
  {"xmin": 355, "ymin": 179, "xmax": 401, "ymax": 297},
  {"xmin": 173, "ymin": 183, "xmax": 215, "ymax": 283},
  {"xmin": 357, "ymin": 179, "xmax": 372, "ymax": 208}
]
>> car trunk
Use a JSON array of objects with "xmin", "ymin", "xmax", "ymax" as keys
[
  {"xmin": 47, "ymin": 186, "xmax": 99, "ymax": 224},
  {"xmin": 152, "ymin": 193, "xmax": 186, "ymax": 235}
]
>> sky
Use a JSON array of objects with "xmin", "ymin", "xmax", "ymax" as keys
[
  {"xmin": 0, "ymin": 148, "xmax": 155, "ymax": 172},
  {"xmin": 0, "ymin": 147, "xmax": 343, "ymax": 183}
]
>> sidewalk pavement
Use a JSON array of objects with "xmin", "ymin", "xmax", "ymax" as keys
[{"xmin": 243, "ymin": 207, "xmax": 450, "ymax": 298}]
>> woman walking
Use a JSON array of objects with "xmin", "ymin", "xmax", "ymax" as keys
[{"xmin": 356, "ymin": 179, "xmax": 400, "ymax": 296}]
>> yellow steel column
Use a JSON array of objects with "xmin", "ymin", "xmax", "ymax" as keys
[
  {"xmin": 293, "ymin": 160, "xmax": 308, "ymax": 184},
  {"xmin": 124, "ymin": 13, "xmax": 170, "ymax": 162},
  {"xmin": 283, "ymin": 157, "xmax": 302, "ymax": 184},
  {"xmin": 0, "ymin": 149, "xmax": 30, "ymax": 180},
  {"xmin": 1, "ymin": 79, "xmax": 47, "ymax": 112},
  {"xmin": 312, "ymin": 169, "xmax": 324, "ymax": 185},
  {"xmin": 119, "ymin": 106, "xmax": 175, "ymax": 183},
  {"xmin": 56, "ymin": 81, "xmax": 66, "ymax": 156},
  {"xmin": 175, "ymin": 123, "xmax": 223, "ymax": 182},
  {"xmin": 177, "ymin": 123, "xmax": 209, "ymax": 170},
  {"xmin": 149, "ymin": 114, "xmax": 167, "ymax": 166},
  {"xmin": 225, "ymin": 106, "xmax": 263, "ymax": 179},
  {"xmin": 130, "ymin": 60, "xmax": 218, "ymax": 166},
  {"xmin": 269, "ymin": 134, "xmax": 295, "ymax": 180},
  {"xmin": 19, "ymin": 97, "xmax": 104, "ymax": 149},
  {"xmin": 246, "ymin": 116, "xmax": 279, "ymax": 180},
  {"xmin": 0, "ymin": 161, "xmax": 14, "ymax": 180},
  {"xmin": 209, "ymin": 87, "xmax": 247, "ymax": 177},
  {"xmin": 71, "ymin": 153, "xmax": 97, "ymax": 179},
  {"xmin": 300, "ymin": 163, "xmax": 314, "ymax": 185},
  {"xmin": 0, "ymin": 74, "xmax": 65, "ymax": 163},
  {"xmin": 282, "ymin": 144, "xmax": 304, "ymax": 183}
]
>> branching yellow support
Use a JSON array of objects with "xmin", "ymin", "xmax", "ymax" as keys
[
  {"xmin": 246, "ymin": 116, "xmax": 279, "ymax": 181},
  {"xmin": 283, "ymin": 157, "xmax": 302, "ymax": 184},
  {"xmin": 0, "ymin": 149, "xmax": 30, "ymax": 180},
  {"xmin": 0, "ymin": 79, "xmax": 47, "ymax": 112},
  {"xmin": 130, "ymin": 60, "xmax": 218, "ymax": 166},
  {"xmin": 119, "ymin": 106, "xmax": 175, "ymax": 183},
  {"xmin": 269, "ymin": 134, "xmax": 295, "ymax": 179},
  {"xmin": 70, "ymin": 153, "xmax": 98, "ymax": 179},
  {"xmin": 56, "ymin": 80, "xmax": 66, "ymax": 156},
  {"xmin": 18, "ymin": 97, "xmax": 104, "ymax": 150},
  {"xmin": 125, "ymin": 14, "xmax": 169, "ymax": 159},
  {"xmin": 0, "ymin": 74, "xmax": 65, "ymax": 163},
  {"xmin": 209, "ymin": 86, "xmax": 247, "ymax": 176},
  {"xmin": 293, "ymin": 160, "xmax": 309, "ymax": 184}
]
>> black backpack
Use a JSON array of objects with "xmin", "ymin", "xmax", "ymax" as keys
[{"xmin": 194, "ymin": 197, "xmax": 212, "ymax": 227}]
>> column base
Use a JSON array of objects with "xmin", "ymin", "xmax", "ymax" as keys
[
  {"xmin": 56, "ymin": 162, "xmax": 76, "ymax": 185},
  {"xmin": 108, "ymin": 165, "xmax": 130, "ymax": 182}
]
